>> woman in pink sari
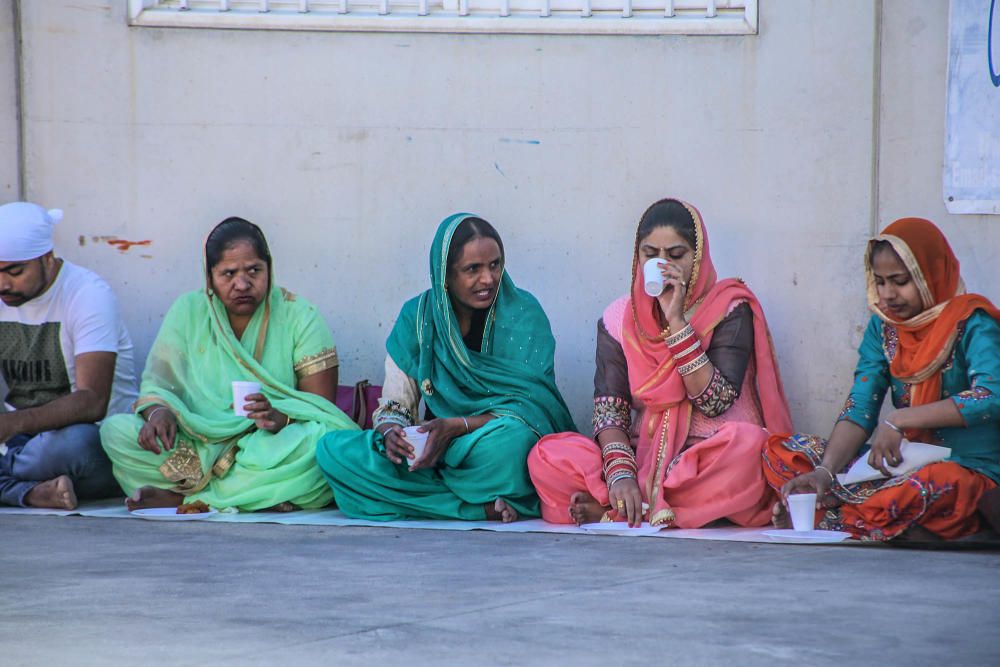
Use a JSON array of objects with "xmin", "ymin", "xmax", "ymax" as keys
[{"xmin": 528, "ymin": 198, "xmax": 792, "ymax": 527}]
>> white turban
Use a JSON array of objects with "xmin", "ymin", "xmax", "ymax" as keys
[{"xmin": 0, "ymin": 202, "xmax": 64, "ymax": 262}]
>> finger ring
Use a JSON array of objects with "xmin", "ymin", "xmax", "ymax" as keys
[{"xmin": 616, "ymin": 500, "xmax": 625, "ymax": 510}]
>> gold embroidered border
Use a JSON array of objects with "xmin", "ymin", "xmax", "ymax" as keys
[
  {"xmin": 680, "ymin": 201, "xmax": 704, "ymax": 310},
  {"xmin": 650, "ymin": 508, "xmax": 676, "ymax": 527},
  {"xmin": 646, "ymin": 402, "xmax": 691, "ymax": 521},
  {"xmin": 294, "ymin": 348, "xmax": 339, "ymax": 378}
]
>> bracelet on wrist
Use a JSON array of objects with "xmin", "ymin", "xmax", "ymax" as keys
[
  {"xmin": 607, "ymin": 470, "xmax": 637, "ymax": 487},
  {"xmin": 600, "ymin": 441, "xmax": 633, "ymax": 458},
  {"xmin": 882, "ymin": 419, "xmax": 904, "ymax": 435},
  {"xmin": 145, "ymin": 406, "xmax": 168, "ymax": 422},
  {"xmin": 814, "ymin": 465, "xmax": 836, "ymax": 484},
  {"xmin": 677, "ymin": 352, "xmax": 710, "ymax": 376}
]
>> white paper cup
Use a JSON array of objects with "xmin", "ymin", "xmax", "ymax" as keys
[
  {"xmin": 787, "ymin": 492, "xmax": 818, "ymax": 532},
  {"xmin": 402, "ymin": 425, "xmax": 429, "ymax": 467},
  {"xmin": 642, "ymin": 258, "xmax": 665, "ymax": 297},
  {"xmin": 232, "ymin": 381, "xmax": 262, "ymax": 417}
]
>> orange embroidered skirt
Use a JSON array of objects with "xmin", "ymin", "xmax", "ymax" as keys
[{"xmin": 763, "ymin": 433, "xmax": 997, "ymax": 541}]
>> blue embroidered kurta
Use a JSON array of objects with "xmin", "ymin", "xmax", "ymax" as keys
[{"xmin": 838, "ymin": 309, "xmax": 1000, "ymax": 483}]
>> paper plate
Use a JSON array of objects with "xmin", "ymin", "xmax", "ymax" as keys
[
  {"xmin": 580, "ymin": 522, "xmax": 664, "ymax": 536},
  {"xmin": 130, "ymin": 507, "xmax": 218, "ymax": 521},
  {"xmin": 762, "ymin": 529, "xmax": 852, "ymax": 543}
]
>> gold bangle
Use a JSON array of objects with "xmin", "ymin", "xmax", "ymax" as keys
[{"xmin": 814, "ymin": 465, "xmax": 836, "ymax": 484}]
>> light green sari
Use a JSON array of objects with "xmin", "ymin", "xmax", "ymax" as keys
[
  {"xmin": 316, "ymin": 213, "xmax": 575, "ymax": 520},
  {"xmin": 100, "ymin": 283, "xmax": 358, "ymax": 511}
]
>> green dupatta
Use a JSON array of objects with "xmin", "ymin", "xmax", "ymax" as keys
[
  {"xmin": 134, "ymin": 283, "xmax": 357, "ymax": 493},
  {"xmin": 385, "ymin": 213, "xmax": 575, "ymax": 438}
]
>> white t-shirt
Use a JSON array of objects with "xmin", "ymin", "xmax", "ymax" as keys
[{"xmin": 0, "ymin": 260, "xmax": 138, "ymax": 418}]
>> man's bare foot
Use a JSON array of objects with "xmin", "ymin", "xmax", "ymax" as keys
[
  {"xmin": 569, "ymin": 491, "xmax": 608, "ymax": 525},
  {"xmin": 126, "ymin": 486, "xmax": 183, "ymax": 511},
  {"xmin": 771, "ymin": 501, "xmax": 792, "ymax": 529},
  {"xmin": 484, "ymin": 498, "xmax": 519, "ymax": 523},
  {"xmin": 262, "ymin": 502, "xmax": 298, "ymax": 513},
  {"xmin": 25, "ymin": 475, "xmax": 77, "ymax": 510}
]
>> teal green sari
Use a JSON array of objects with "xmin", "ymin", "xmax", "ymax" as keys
[{"xmin": 317, "ymin": 213, "xmax": 575, "ymax": 520}]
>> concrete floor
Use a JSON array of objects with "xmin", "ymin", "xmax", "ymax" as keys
[{"xmin": 3, "ymin": 515, "xmax": 999, "ymax": 666}]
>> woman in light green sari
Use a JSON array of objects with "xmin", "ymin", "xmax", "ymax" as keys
[
  {"xmin": 100, "ymin": 217, "xmax": 357, "ymax": 512},
  {"xmin": 316, "ymin": 213, "xmax": 575, "ymax": 522}
]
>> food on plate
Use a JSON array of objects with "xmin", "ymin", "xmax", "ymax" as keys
[{"xmin": 176, "ymin": 500, "xmax": 211, "ymax": 515}]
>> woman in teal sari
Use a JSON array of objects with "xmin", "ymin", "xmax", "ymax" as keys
[
  {"xmin": 316, "ymin": 214, "xmax": 575, "ymax": 522},
  {"xmin": 101, "ymin": 217, "xmax": 358, "ymax": 511}
]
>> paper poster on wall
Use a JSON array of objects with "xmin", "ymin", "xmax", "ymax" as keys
[{"xmin": 944, "ymin": 0, "xmax": 1000, "ymax": 215}]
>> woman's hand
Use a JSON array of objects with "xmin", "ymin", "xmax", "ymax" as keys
[
  {"xmin": 608, "ymin": 476, "xmax": 644, "ymax": 527},
  {"xmin": 138, "ymin": 408, "xmax": 178, "ymax": 455},
  {"xmin": 868, "ymin": 417, "xmax": 905, "ymax": 477},
  {"xmin": 379, "ymin": 424, "xmax": 410, "ymax": 464},
  {"xmin": 243, "ymin": 393, "xmax": 290, "ymax": 434},
  {"xmin": 409, "ymin": 418, "xmax": 467, "ymax": 470},
  {"xmin": 780, "ymin": 469, "xmax": 832, "ymax": 505},
  {"xmin": 654, "ymin": 260, "xmax": 689, "ymax": 329}
]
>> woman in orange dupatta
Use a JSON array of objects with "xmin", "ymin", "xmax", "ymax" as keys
[
  {"xmin": 528, "ymin": 198, "xmax": 792, "ymax": 528},
  {"xmin": 764, "ymin": 218, "xmax": 1000, "ymax": 541}
]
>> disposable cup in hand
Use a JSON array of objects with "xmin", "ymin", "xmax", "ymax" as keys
[
  {"xmin": 402, "ymin": 425, "xmax": 429, "ymax": 467},
  {"xmin": 643, "ymin": 258, "xmax": 665, "ymax": 297},
  {"xmin": 232, "ymin": 381, "xmax": 262, "ymax": 417},
  {"xmin": 787, "ymin": 492, "xmax": 817, "ymax": 531}
]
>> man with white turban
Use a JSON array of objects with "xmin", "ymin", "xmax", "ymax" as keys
[{"xmin": 0, "ymin": 202, "xmax": 137, "ymax": 509}]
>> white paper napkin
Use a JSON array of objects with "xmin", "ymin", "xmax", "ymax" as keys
[{"xmin": 836, "ymin": 440, "xmax": 952, "ymax": 485}]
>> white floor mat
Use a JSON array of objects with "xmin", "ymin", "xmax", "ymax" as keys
[{"xmin": 0, "ymin": 499, "xmax": 861, "ymax": 545}]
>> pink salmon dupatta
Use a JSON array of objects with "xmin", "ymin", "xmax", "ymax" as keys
[{"xmin": 618, "ymin": 200, "xmax": 793, "ymax": 526}]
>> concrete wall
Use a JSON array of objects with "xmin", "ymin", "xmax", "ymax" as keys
[
  {"xmin": 878, "ymin": 0, "xmax": 1000, "ymax": 291},
  {"xmin": 0, "ymin": 0, "xmax": 19, "ymax": 199},
  {"xmin": 7, "ymin": 0, "xmax": 997, "ymax": 432}
]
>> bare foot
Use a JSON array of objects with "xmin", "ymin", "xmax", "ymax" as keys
[
  {"xmin": 771, "ymin": 501, "xmax": 792, "ymax": 529},
  {"xmin": 484, "ymin": 498, "xmax": 519, "ymax": 523},
  {"xmin": 569, "ymin": 491, "xmax": 608, "ymax": 526},
  {"xmin": 262, "ymin": 502, "xmax": 298, "ymax": 513},
  {"xmin": 25, "ymin": 475, "xmax": 77, "ymax": 510},
  {"xmin": 126, "ymin": 486, "xmax": 183, "ymax": 511}
]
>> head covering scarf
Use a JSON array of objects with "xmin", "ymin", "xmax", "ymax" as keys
[
  {"xmin": 620, "ymin": 199, "xmax": 792, "ymax": 525},
  {"xmin": 386, "ymin": 213, "xmax": 575, "ymax": 438},
  {"xmin": 0, "ymin": 202, "xmax": 63, "ymax": 261},
  {"xmin": 866, "ymin": 217, "xmax": 1000, "ymax": 429}
]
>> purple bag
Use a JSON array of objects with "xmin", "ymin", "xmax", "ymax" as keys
[{"xmin": 335, "ymin": 380, "xmax": 382, "ymax": 429}]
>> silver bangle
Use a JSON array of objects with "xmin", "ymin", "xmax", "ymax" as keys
[
  {"xmin": 462, "ymin": 416, "xmax": 470, "ymax": 433},
  {"xmin": 145, "ymin": 406, "xmax": 168, "ymax": 422},
  {"xmin": 882, "ymin": 419, "xmax": 904, "ymax": 435},
  {"xmin": 814, "ymin": 465, "xmax": 836, "ymax": 484},
  {"xmin": 607, "ymin": 471, "xmax": 637, "ymax": 487}
]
